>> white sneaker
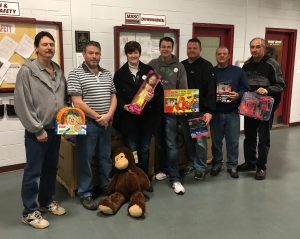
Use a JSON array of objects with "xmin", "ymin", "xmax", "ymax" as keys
[
  {"xmin": 155, "ymin": 172, "xmax": 167, "ymax": 181},
  {"xmin": 22, "ymin": 211, "xmax": 49, "ymax": 229},
  {"xmin": 40, "ymin": 201, "xmax": 66, "ymax": 216},
  {"xmin": 172, "ymin": 182, "xmax": 185, "ymax": 195}
]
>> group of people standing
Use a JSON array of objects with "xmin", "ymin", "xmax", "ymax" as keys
[{"xmin": 14, "ymin": 31, "xmax": 285, "ymax": 229}]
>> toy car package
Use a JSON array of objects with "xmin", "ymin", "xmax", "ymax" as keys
[{"xmin": 239, "ymin": 92, "xmax": 274, "ymax": 121}]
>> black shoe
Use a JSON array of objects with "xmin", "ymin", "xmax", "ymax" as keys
[
  {"xmin": 184, "ymin": 165, "xmax": 195, "ymax": 175},
  {"xmin": 80, "ymin": 196, "xmax": 98, "ymax": 210},
  {"xmin": 194, "ymin": 169, "xmax": 207, "ymax": 180},
  {"xmin": 255, "ymin": 169, "xmax": 266, "ymax": 180},
  {"xmin": 210, "ymin": 167, "xmax": 221, "ymax": 176},
  {"xmin": 146, "ymin": 184, "xmax": 154, "ymax": 193},
  {"xmin": 237, "ymin": 162, "xmax": 256, "ymax": 172},
  {"xmin": 227, "ymin": 169, "xmax": 239, "ymax": 178}
]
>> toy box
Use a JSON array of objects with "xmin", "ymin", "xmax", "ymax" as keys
[
  {"xmin": 188, "ymin": 116, "xmax": 209, "ymax": 138},
  {"xmin": 56, "ymin": 107, "xmax": 87, "ymax": 135},
  {"xmin": 128, "ymin": 70, "xmax": 161, "ymax": 115},
  {"xmin": 239, "ymin": 92, "xmax": 274, "ymax": 121},
  {"xmin": 164, "ymin": 89, "xmax": 199, "ymax": 113},
  {"xmin": 216, "ymin": 82, "xmax": 232, "ymax": 103}
]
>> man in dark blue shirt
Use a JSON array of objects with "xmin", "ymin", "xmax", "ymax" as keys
[{"xmin": 210, "ymin": 46, "xmax": 248, "ymax": 178}]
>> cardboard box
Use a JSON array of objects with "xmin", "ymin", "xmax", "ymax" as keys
[
  {"xmin": 57, "ymin": 137, "xmax": 77, "ymax": 197},
  {"xmin": 56, "ymin": 129, "xmax": 125, "ymax": 197}
]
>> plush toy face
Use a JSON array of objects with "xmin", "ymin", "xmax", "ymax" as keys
[{"xmin": 114, "ymin": 152, "xmax": 129, "ymax": 170}]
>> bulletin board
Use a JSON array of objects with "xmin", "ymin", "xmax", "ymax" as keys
[
  {"xmin": 114, "ymin": 25, "xmax": 180, "ymax": 71},
  {"xmin": 0, "ymin": 16, "xmax": 63, "ymax": 93}
]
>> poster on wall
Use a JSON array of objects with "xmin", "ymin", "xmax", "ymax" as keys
[{"xmin": 75, "ymin": 31, "xmax": 90, "ymax": 53}]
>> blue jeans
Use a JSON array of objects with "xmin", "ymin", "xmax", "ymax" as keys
[
  {"xmin": 156, "ymin": 115, "xmax": 181, "ymax": 183},
  {"xmin": 180, "ymin": 116, "xmax": 208, "ymax": 170},
  {"xmin": 123, "ymin": 128, "xmax": 154, "ymax": 175},
  {"xmin": 76, "ymin": 120, "xmax": 112, "ymax": 198},
  {"xmin": 21, "ymin": 129, "xmax": 61, "ymax": 215},
  {"xmin": 211, "ymin": 112, "xmax": 240, "ymax": 169}
]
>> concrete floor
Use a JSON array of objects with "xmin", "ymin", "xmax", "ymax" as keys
[{"xmin": 0, "ymin": 126, "xmax": 300, "ymax": 239}]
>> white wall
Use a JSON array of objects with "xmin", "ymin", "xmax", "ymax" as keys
[{"xmin": 1, "ymin": 0, "xmax": 300, "ymax": 167}]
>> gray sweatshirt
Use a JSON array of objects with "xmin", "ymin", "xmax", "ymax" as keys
[
  {"xmin": 14, "ymin": 59, "xmax": 67, "ymax": 135},
  {"xmin": 148, "ymin": 55, "xmax": 188, "ymax": 90}
]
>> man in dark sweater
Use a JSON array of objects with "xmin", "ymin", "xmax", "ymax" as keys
[
  {"xmin": 237, "ymin": 37, "xmax": 285, "ymax": 180},
  {"xmin": 210, "ymin": 46, "xmax": 248, "ymax": 178},
  {"xmin": 181, "ymin": 38, "xmax": 216, "ymax": 180}
]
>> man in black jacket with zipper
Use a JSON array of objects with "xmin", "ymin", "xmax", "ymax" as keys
[
  {"xmin": 181, "ymin": 38, "xmax": 216, "ymax": 180},
  {"xmin": 237, "ymin": 37, "xmax": 285, "ymax": 180}
]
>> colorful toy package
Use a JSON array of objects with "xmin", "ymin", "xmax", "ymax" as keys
[
  {"xmin": 188, "ymin": 116, "xmax": 209, "ymax": 138},
  {"xmin": 239, "ymin": 92, "xmax": 274, "ymax": 121},
  {"xmin": 216, "ymin": 82, "xmax": 232, "ymax": 103},
  {"xmin": 164, "ymin": 89, "xmax": 199, "ymax": 113},
  {"xmin": 56, "ymin": 107, "xmax": 87, "ymax": 135},
  {"xmin": 128, "ymin": 70, "xmax": 161, "ymax": 115}
]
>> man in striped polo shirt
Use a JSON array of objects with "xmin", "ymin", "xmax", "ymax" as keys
[{"xmin": 67, "ymin": 41, "xmax": 117, "ymax": 210}]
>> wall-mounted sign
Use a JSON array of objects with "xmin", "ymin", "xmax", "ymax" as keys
[
  {"xmin": 267, "ymin": 40, "xmax": 282, "ymax": 46},
  {"xmin": 0, "ymin": 23, "xmax": 15, "ymax": 34},
  {"xmin": 0, "ymin": 1, "xmax": 20, "ymax": 16},
  {"xmin": 125, "ymin": 12, "xmax": 166, "ymax": 26}
]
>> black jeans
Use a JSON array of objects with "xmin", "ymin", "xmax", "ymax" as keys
[{"xmin": 243, "ymin": 112, "xmax": 274, "ymax": 170}]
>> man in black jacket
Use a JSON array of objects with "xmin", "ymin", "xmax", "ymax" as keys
[
  {"xmin": 181, "ymin": 38, "xmax": 216, "ymax": 180},
  {"xmin": 237, "ymin": 37, "xmax": 285, "ymax": 180}
]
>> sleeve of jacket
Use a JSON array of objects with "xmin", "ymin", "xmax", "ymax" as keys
[
  {"xmin": 267, "ymin": 58, "xmax": 286, "ymax": 96},
  {"xmin": 113, "ymin": 70, "xmax": 128, "ymax": 111},
  {"xmin": 178, "ymin": 63, "xmax": 188, "ymax": 89},
  {"xmin": 203, "ymin": 63, "xmax": 216, "ymax": 113},
  {"xmin": 14, "ymin": 66, "xmax": 44, "ymax": 134},
  {"xmin": 151, "ymin": 81, "xmax": 164, "ymax": 113},
  {"xmin": 237, "ymin": 69, "xmax": 249, "ymax": 98}
]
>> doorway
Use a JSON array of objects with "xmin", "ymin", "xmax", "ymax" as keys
[
  {"xmin": 265, "ymin": 28, "xmax": 297, "ymax": 125},
  {"xmin": 192, "ymin": 23, "xmax": 234, "ymax": 65}
]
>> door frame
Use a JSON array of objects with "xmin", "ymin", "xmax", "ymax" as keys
[
  {"xmin": 192, "ymin": 23, "xmax": 234, "ymax": 64},
  {"xmin": 265, "ymin": 28, "xmax": 297, "ymax": 124}
]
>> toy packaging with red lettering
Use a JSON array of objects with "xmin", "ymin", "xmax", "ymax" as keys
[{"xmin": 164, "ymin": 89, "xmax": 199, "ymax": 113}]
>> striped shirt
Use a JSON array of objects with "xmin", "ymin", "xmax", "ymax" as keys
[{"xmin": 67, "ymin": 63, "xmax": 116, "ymax": 114}]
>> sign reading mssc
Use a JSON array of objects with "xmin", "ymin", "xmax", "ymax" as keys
[{"xmin": 125, "ymin": 12, "xmax": 166, "ymax": 26}]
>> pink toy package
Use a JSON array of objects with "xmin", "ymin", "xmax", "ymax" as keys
[{"xmin": 128, "ymin": 70, "xmax": 161, "ymax": 115}]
